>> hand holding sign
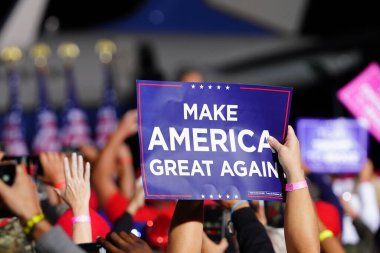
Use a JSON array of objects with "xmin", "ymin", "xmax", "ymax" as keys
[{"xmin": 268, "ymin": 126, "xmax": 304, "ymax": 183}]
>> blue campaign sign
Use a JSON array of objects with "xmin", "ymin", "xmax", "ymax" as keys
[
  {"xmin": 297, "ymin": 118, "xmax": 368, "ymax": 174},
  {"xmin": 137, "ymin": 80, "xmax": 292, "ymax": 201}
]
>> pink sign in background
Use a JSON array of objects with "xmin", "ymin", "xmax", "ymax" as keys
[{"xmin": 337, "ymin": 62, "xmax": 380, "ymax": 142}]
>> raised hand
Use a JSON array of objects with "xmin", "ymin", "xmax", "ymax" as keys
[
  {"xmin": 56, "ymin": 153, "xmax": 91, "ymax": 215},
  {"xmin": 268, "ymin": 125, "xmax": 304, "ymax": 183},
  {"xmin": 56, "ymin": 153, "xmax": 92, "ymax": 243},
  {"xmin": 117, "ymin": 109, "xmax": 138, "ymax": 138},
  {"xmin": 39, "ymin": 152, "xmax": 66, "ymax": 188},
  {"xmin": 0, "ymin": 165, "xmax": 41, "ymax": 221}
]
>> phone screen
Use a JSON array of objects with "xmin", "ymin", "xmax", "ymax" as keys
[
  {"xmin": 0, "ymin": 162, "xmax": 16, "ymax": 186},
  {"xmin": 0, "ymin": 162, "xmax": 17, "ymax": 217},
  {"xmin": 1, "ymin": 156, "xmax": 42, "ymax": 176},
  {"xmin": 78, "ymin": 243, "xmax": 107, "ymax": 253},
  {"xmin": 204, "ymin": 204, "xmax": 227, "ymax": 243}
]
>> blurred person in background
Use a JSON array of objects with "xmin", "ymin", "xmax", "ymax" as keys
[{"xmin": 333, "ymin": 159, "xmax": 380, "ymax": 253}]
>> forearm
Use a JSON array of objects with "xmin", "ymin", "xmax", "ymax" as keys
[
  {"xmin": 357, "ymin": 182, "xmax": 380, "ymax": 232},
  {"xmin": 72, "ymin": 206, "xmax": 92, "ymax": 244},
  {"xmin": 167, "ymin": 200, "xmax": 204, "ymax": 253},
  {"xmin": 119, "ymin": 163, "xmax": 135, "ymax": 199},
  {"xmin": 31, "ymin": 219, "xmax": 53, "ymax": 241},
  {"xmin": 93, "ymin": 132, "xmax": 126, "ymax": 206},
  {"xmin": 285, "ymin": 172, "xmax": 319, "ymax": 253},
  {"xmin": 320, "ymin": 237, "xmax": 346, "ymax": 253},
  {"xmin": 352, "ymin": 218, "xmax": 374, "ymax": 242}
]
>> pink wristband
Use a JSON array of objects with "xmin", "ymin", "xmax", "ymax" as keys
[
  {"xmin": 285, "ymin": 180, "xmax": 308, "ymax": 192},
  {"xmin": 72, "ymin": 215, "xmax": 91, "ymax": 224}
]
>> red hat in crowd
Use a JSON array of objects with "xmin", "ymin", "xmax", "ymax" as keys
[
  {"xmin": 315, "ymin": 200, "xmax": 342, "ymax": 236},
  {"xmin": 56, "ymin": 208, "xmax": 111, "ymax": 242}
]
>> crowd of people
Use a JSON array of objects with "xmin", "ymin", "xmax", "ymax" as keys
[
  {"xmin": 0, "ymin": 69, "xmax": 379, "ymax": 253},
  {"xmin": 0, "ymin": 118, "xmax": 320, "ymax": 253}
]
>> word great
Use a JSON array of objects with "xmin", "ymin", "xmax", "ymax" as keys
[{"xmin": 149, "ymin": 159, "xmax": 279, "ymax": 178}]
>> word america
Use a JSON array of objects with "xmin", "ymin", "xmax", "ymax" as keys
[{"xmin": 148, "ymin": 103, "xmax": 275, "ymax": 153}]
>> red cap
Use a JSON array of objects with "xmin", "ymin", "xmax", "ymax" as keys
[
  {"xmin": 56, "ymin": 208, "xmax": 111, "ymax": 242},
  {"xmin": 315, "ymin": 200, "xmax": 341, "ymax": 236}
]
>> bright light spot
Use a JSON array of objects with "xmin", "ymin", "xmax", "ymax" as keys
[
  {"xmin": 342, "ymin": 191, "xmax": 352, "ymax": 202},
  {"xmin": 157, "ymin": 236, "xmax": 164, "ymax": 243},
  {"xmin": 131, "ymin": 229, "xmax": 142, "ymax": 238}
]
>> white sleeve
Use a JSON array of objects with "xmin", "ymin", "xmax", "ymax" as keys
[{"xmin": 358, "ymin": 181, "xmax": 380, "ymax": 233}]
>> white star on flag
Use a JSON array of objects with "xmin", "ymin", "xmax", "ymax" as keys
[
  {"xmin": 201, "ymin": 194, "xmax": 205, "ymax": 199},
  {"xmin": 210, "ymin": 194, "xmax": 214, "ymax": 199},
  {"xmin": 217, "ymin": 85, "xmax": 221, "ymax": 90},
  {"xmin": 208, "ymin": 85, "xmax": 212, "ymax": 89},
  {"xmin": 226, "ymin": 85, "xmax": 230, "ymax": 90},
  {"xmin": 191, "ymin": 84, "xmax": 195, "ymax": 89},
  {"xmin": 235, "ymin": 195, "xmax": 239, "ymax": 199},
  {"xmin": 226, "ymin": 194, "xmax": 230, "ymax": 199},
  {"xmin": 218, "ymin": 194, "xmax": 222, "ymax": 199},
  {"xmin": 200, "ymin": 85, "xmax": 204, "ymax": 89}
]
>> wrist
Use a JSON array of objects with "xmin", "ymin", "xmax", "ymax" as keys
[
  {"xmin": 30, "ymin": 219, "xmax": 51, "ymax": 240},
  {"xmin": 20, "ymin": 206, "xmax": 43, "ymax": 223},
  {"xmin": 72, "ymin": 205, "xmax": 90, "ymax": 216},
  {"xmin": 53, "ymin": 181, "xmax": 66, "ymax": 189},
  {"xmin": 319, "ymin": 229, "xmax": 334, "ymax": 242},
  {"xmin": 286, "ymin": 179, "xmax": 308, "ymax": 192},
  {"xmin": 286, "ymin": 169, "xmax": 305, "ymax": 183},
  {"xmin": 72, "ymin": 215, "xmax": 91, "ymax": 224},
  {"xmin": 230, "ymin": 200, "xmax": 249, "ymax": 215},
  {"xmin": 119, "ymin": 156, "xmax": 133, "ymax": 167},
  {"xmin": 127, "ymin": 202, "xmax": 139, "ymax": 215},
  {"xmin": 22, "ymin": 213, "xmax": 45, "ymax": 235}
]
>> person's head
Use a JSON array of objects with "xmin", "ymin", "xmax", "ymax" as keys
[{"xmin": 176, "ymin": 68, "xmax": 204, "ymax": 82}]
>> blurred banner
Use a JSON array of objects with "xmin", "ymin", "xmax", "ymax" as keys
[
  {"xmin": 31, "ymin": 43, "xmax": 62, "ymax": 153},
  {"xmin": 0, "ymin": 47, "xmax": 28, "ymax": 155},
  {"xmin": 337, "ymin": 62, "xmax": 380, "ymax": 143},
  {"xmin": 95, "ymin": 40, "xmax": 118, "ymax": 148},
  {"xmin": 297, "ymin": 118, "xmax": 368, "ymax": 173},
  {"xmin": 59, "ymin": 43, "xmax": 92, "ymax": 149},
  {"xmin": 137, "ymin": 80, "xmax": 292, "ymax": 201}
]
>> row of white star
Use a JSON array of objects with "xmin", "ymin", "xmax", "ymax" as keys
[
  {"xmin": 191, "ymin": 84, "xmax": 230, "ymax": 90},
  {"xmin": 201, "ymin": 194, "xmax": 239, "ymax": 199}
]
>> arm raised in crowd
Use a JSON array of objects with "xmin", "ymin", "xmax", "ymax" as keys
[
  {"xmin": 167, "ymin": 200, "xmax": 204, "ymax": 253},
  {"xmin": 55, "ymin": 153, "xmax": 92, "ymax": 244},
  {"xmin": 93, "ymin": 109, "xmax": 138, "ymax": 207},
  {"xmin": 318, "ymin": 219, "xmax": 346, "ymax": 253},
  {"xmin": 0, "ymin": 164, "xmax": 86, "ymax": 253},
  {"xmin": 268, "ymin": 126, "xmax": 320, "ymax": 253}
]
